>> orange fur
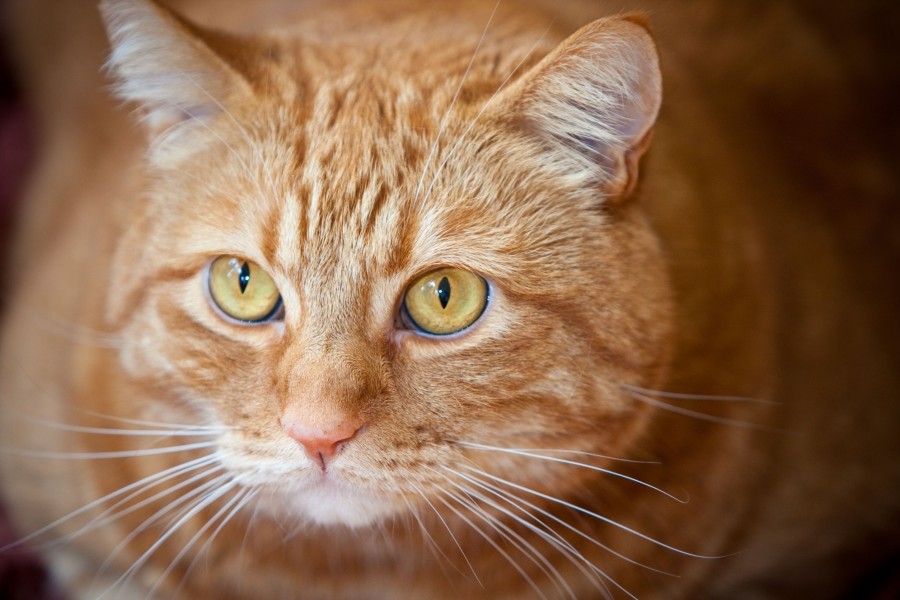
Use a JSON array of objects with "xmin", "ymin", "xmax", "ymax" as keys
[{"xmin": 1, "ymin": 0, "xmax": 898, "ymax": 598}]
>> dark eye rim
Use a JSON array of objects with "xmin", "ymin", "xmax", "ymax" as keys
[
  {"xmin": 204, "ymin": 256, "xmax": 285, "ymax": 326},
  {"xmin": 398, "ymin": 269, "xmax": 491, "ymax": 337}
]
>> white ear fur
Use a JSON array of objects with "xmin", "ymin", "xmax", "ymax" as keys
[
  {"xmin": 511, "ymin": 16, "xmax": 662, "ymax": 198},
  {"xmin": 99, "ymin": 0, "xmax": 251, "ymax": 137}
]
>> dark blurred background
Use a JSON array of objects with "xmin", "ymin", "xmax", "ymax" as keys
[
  {"xmin": 0, "ymin": 24, "xmax": 52, "ymax": 597},
  {"xmin": 0, "ymin": 0, "xmax": 30, "ymax": 289},
  {"xmin": 0, "ymin": 1, "xmax": 897, "ymax": 599}
]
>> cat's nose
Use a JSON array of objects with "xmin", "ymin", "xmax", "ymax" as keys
[{"xmin": 281, "ymin": 418, "xmax": 364, "ymax": 470}]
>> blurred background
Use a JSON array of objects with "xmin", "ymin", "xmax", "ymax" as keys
[{"xmin": 0, "ymin": 0, "xmax": 897, "ymax": 598}]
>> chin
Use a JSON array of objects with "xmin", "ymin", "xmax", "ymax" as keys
[{"xmin": 276, "ymin": 478, "xmax": 401, "ymax": 528}]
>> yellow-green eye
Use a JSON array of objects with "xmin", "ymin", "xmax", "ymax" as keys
[
  {"xmin": 403, "ymin": 267, "xmax": 488, "ymax": 335},
  {"xmin": 207, "ymin": 256, "xmax": 282, "ymax": 323}
]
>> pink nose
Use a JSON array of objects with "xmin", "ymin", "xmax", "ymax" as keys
[{"xmin": 281, "ymin": 418, "xmax": 363, "ymax": 470}]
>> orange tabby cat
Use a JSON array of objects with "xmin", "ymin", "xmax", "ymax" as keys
[{"xmin": 1, "ymin": 0, "xmax": 898, "ymax": 598}]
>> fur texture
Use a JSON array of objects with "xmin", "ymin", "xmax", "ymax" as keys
[{"xmin": 1, "ymin": 0, "xmax": 898, "ymax": 598}]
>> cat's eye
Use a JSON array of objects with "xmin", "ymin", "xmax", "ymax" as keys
[
  {"xmin": 207, "ymin": 256, "xmax": 282, "ymax": 323},
  {"xmin": 402, "ymin": 267, "xmax": 488, "ymax": 336}
]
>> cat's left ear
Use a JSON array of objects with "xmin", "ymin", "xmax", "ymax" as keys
[
  {"xmin": 100, "ymin": 0, "xmax": 254, "ymax": 139},
  {"xmin": 501, "ymin": 15, "xmax": 661, "ymax": 201}
]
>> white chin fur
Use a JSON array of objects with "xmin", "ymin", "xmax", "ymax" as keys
[{"xmin": 282, "ymin": 479, "xmax": 398, "ymax": 527}]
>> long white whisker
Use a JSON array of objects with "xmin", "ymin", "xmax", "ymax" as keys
[
  {"xmin": 458, "ymin": 442, "xmax": 687, "ymax": 502},
  {"xmin": 175, "ymin": 66, "xmax": 274, "ymax": 192},
  {"xmin": 115, "ymin": 481, "xmax": 237, "ymax": 598},
  {"xmin": 445, "ymin": 479, "xmax": 567, "ymax": 600},
  {"xmin": 461, "ymin": 465, "xmax": 721, "ymax": 559},
  {"xmin": 400, "ymin": 493, "xmax": 458, "ymax": 582},
  {"xmin": 153, "ymin": 95, "xmax": 270, "ymax": 212},
  {"xmin": 459, "ymin": 467, "xmax": 676, "ymax": 577},
  {"xmin": 460, "ymin": 446, "xmax": 658, "ymax": 464},
  {"xmin": 149, "ymin": 484, "xmax": 249, "ymax": 598},
  {"xmin": 174, "ymin": 487, "xmax": 259, "ymax": 598},
  {"xmin": 2, "ymin": 364, "xmax": 227, "ymax": 437},
  {"xmin": 0, "ymin": 454, "xmax": 218, "ymax": 553},
  {"xmin": 441, "ymin": 473, "xmax": 580, "ymax": 600},
  {"xmin": 14, "ymin": 415, "xmax": 226, "ymax": 438},
  {"xmin": 15, "ymin": 306, "xmax": 122, "ymax": 348},
  {"xmin": 414, "ymin": 0, "xmax": 500, "ymax": 206},
  {"xmin": 74, "ymin": 410, "xmax": 232, "ymax": 432},
  {"xmin": 410, "ymin": 481, "xmax": 483, "ymax": 587},
  {"xmin": 51, "ymin": 462, "xmax": 225, "ymax": 550},
  {"xmin": 102, "ymin": 477, "xmax": 237, "ymax": 598},
  {"xmin": 237, "ymin": 489, "xmax": 265, "ymax": 565},
  {"xmin": 94, "ymin": 473, "xmax": 230, "ymax": 592},
  {"xmin": 419, "ymin": 23, "xmax": 553, "ymax": 209},
  {"xmin": 435, "ymin": 486, "xmax": 547, "ymax": 600},
  {"xmin": 629, "ymin": 391, "xmax": 783, "ymax": 432},
  {"xmin": 454, "ymin": 467, "xmax": 668, "ymax": 599},
  {"xmin": 0, "ymin": 440, "xmax": 220, "ymax": 460},
  {"xmin": 620, "ymin": 384, "xmax": 774, "ymax": 404}
]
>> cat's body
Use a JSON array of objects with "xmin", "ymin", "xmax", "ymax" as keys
[{"xmin": 1, "ymin": 0, "xmax": 898, "ymax": 598}]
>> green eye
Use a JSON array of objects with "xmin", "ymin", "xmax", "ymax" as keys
[
  {"xmin": 403, "ymin": 267, "xmax": 488, "ymax": 335},
  {"xmin": 208, "ymin": 256, "xmax": 282, "ymax": 323}
]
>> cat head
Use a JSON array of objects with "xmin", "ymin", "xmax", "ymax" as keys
[{"xmin": 100, "ymin": 0, "xmax": 671, "ymax": 526}]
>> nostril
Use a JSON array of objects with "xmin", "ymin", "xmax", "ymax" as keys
[{"xmin": 280, "ymin": 419, "xmax": 364, "ymax": 469}]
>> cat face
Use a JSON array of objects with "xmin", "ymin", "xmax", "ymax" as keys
[{"xmin": 102, "ymin": 0, "xmax": 673, "ymax": 527}]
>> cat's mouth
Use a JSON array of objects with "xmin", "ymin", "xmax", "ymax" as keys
[
  {"xmin": 224, "ymin": 460, "xmax": 399, "ymax": 527},
  {"xmin": 216, "ymin": 434, "xmax": 404, "ymax": 527}
]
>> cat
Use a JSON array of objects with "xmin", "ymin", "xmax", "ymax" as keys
[{"xmin": 1, "ymin": 0, "xmax": 898, "ymax": 598}]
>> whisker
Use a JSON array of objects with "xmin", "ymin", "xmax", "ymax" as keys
[
  {"xmin": 448, "ymin": 468, "xmax": 631, "ymax": 598},
  {"xmin": 400, "ymin": 493, "xmax": 458, "ymax": 583},
  {"xmin": 149, "ymin": 484, "xmax": 250, "ymax": 598},
  {"xmin": 461, "ymin": 468, "xmax": 676, "ymax": 577},
  {"xmin": 14, "ymin": 306, "xmax": 122, "ymax": 348},
  {"xmin": 628, "ymin": 391, "xmax": 784, "ymax": 432},
  {"xmin": 409, "ymin": 481, "xmax": 483, "ymax": 586},
  {"xmin": 237, "ymin": 489, "xmax": 266, "ymax": 566},
  {"xmin": 461, "ymin": 465, "xmax": 722, "ymax": 559},
  {"xmin": 152, "ymin": 95, "xmax": 270, "ymax": 213},
  {"xmin": 174, "ymin": 66, "xmax": 276, "ymax": 193},
  {"xmin": 114, "ymin": 480, "xmax": 237, "ymax": 598},
  {"xmin": 49, "ymin": 462, "xmax": 226, "ymax": 551},
  {"xmin": 89, "ymin": 472, "xmax": 229, "ymax": 594},
  {"xmin": 13, "ymin": 415, "xmax": 227, "ymax": 438},
  {"xmin": 414, "ymin": 0, "xmax": 500, "ymax": 206},
  {"xmin": 457, "ymin": 442, "xmax": 687, "ymax": 502},
  {"xmin": 99, "ymin": 475, "xmax": 236, "ymax": 598},
  {"xmin": 620, "ymin": 384, "xmax": 775, "ymax": 404},
  {"xmin": 0, "ymin": 454, "xmax": 219, "ymax": 553},
  {"xmin": 444, "ymin": 478, "xmax": 571, "ymax": 600},
  {"xmin": 74, "ymin": 410, "xmax": 232, "ymax": 432},
  {"xmin": 439, "ymin": 472, "xmax": 585, "ymax": 600},
  {"xmin": 174, "ymin": 487, "xmax": 259, "ymax": 598},
  {"xmin": 419, "ymin": 22, "xmax": 554, "ymax": 209},
  {"xmin": 460, "ymin": 446, "xmax": 659, "ymax": 465},
  {"xmin": 434, "ymin": 486, "xmax": 548, "ymax": 600},
  {"xmin": 0, "ymin": 440, "xmax": 220, "ymax": 460}
]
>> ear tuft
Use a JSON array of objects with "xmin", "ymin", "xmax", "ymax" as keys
[
  {"xmin": 509, "ymin": 16, "xmax": 662, "ymax": 199},
  {"xmin": 100, "ymin": 0, "xmax": 250, "ymax": 136}
]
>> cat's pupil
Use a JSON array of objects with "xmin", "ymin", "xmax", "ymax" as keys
[
  {"xmin": 238, "ymin": 261, "xmax": 251, "ymax": 294},
  {"xmin": 437, "ymin": 277, "xmax": 451, "ymax": 309}
]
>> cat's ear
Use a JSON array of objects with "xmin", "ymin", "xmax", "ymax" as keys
[
  {"xmin": 99, "ymin": 0, "xmax": 253, "ymax": 138},
  {"xmin": 502, "ymin": 16, "xmax": 661, "ymax": 200}
]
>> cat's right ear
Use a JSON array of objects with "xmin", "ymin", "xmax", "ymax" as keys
[
  {"xmin": 498, "ymin": 16, "xmax": 662, "ymax": 202},
  {"xmin": 99, "ymin": 0, "xmax": 253, "ymax": 139}
]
